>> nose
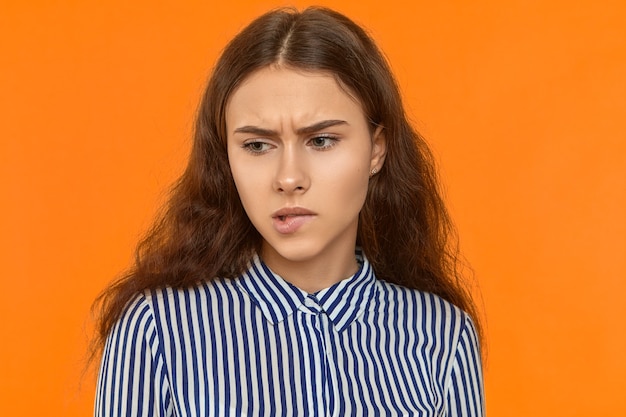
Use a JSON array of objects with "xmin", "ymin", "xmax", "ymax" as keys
[{"xmin": 273, "ymin": 147, "xmax": 310, "ymax": 194}]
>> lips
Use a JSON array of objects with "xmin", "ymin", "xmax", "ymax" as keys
[{"xmin": 271, "ymin": 207, "xmax": 317, "ymax": 234}]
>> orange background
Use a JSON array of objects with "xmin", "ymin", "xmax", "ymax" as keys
[{"xmin": 1, "ymin": 0, "xmax": 624, "ymax": 415}]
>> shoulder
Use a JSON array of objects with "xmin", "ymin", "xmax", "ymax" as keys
[
  {"xmin": 370, "ymin": 280, "xmax": 483, "ymax": 396},
  {"xmin": 110, "ymin": 292, "xmax": 156, "ymax": 338},
  {"xmin": 371, "ymin": 280, "xmax": 478, "ymax": 353},
  {"xmin": 134, "ymin": 277, "xmax": 247, "ymax": 333},
  {"xmin": 141, "ymin": 277, "xmax": 244, "ymax": 308},
  {"xmin": 111, "ymin": 278, "xmax": 240, "ymax": 336},
  {"xmin": 372, "ymin": 280, "xmax": 470, "ymax": 323}
]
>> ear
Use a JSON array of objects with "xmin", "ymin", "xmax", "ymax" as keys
[{"xmin": 369, "ymin": 125, "xmax": 387, "ymax": 174}]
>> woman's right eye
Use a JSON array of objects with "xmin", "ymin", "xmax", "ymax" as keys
[{"xmin": 242, "ymin": 141, "xmax": 271, "ymax": 154}]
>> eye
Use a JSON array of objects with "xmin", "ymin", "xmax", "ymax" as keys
[
  {"xmin": 242, "ymin": 141, "xmax": 272, "ymax": 154},
  {"xmin": 308, "ymin": 135, "xmax": 338, "ymax": 150}
]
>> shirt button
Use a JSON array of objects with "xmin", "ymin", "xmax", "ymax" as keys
[{"xmin": 302, "ymin": 294, "xmax": 323, "ymax": 314}]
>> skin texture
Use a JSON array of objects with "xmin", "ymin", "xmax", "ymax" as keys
[{"xmin": 226, "ymin": 66, "xmax": 386, "ymax": 293}]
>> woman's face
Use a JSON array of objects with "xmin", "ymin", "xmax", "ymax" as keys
[{"xmin": 226, "ymin": 66, "xmax": 385, "ymax": 276}]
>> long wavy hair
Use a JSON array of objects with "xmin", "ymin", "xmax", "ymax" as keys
[{"xmin": 92, "ymin": 6, "xmax": 481, "ymax": 360}]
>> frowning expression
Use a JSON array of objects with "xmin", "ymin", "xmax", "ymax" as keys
[{"xmin": 226, "ymin": 66, "xmax": 385, "ymax": 275}]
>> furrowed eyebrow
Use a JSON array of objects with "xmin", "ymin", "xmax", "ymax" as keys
[
  {"xmin": 296, "ymin": 119, "xmax": 348, "ymax": 134},
  {"xmin": 233, "ymin": 126, "xmax": 278, "ymax": 136},
  {"xmin": 233, "ymin": 120, "xmax": 348, "ymax": 137}
]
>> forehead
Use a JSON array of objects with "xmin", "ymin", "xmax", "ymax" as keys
[{"xmin": 225, "ymin": 66, "xmax": 366, "ymax": 129}]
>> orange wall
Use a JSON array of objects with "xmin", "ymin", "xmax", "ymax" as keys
[{"xmin": 1, "ymin": 1, "xmax": 624, "ymax": 415}]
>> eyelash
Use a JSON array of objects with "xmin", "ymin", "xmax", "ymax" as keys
[
  {"xmin": 308, "ymin": 134, "xmax": 338, "ymax": 150},
  {"xmin": 241, "ymin": 135, "xmax": 339, "ymax": 155},
  {"xmin": 242, "ymin": 141, "xmax": 272, "ymax": 154}
]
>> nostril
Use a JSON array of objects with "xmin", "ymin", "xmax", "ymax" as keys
[{"xmin": 273, "ymin": 176, "xmax": 308, "ymax": 193}]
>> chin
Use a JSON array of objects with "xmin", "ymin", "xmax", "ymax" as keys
[{"xmin": 263, "ymin": 238, "xmax": 323, "ymax": 264}]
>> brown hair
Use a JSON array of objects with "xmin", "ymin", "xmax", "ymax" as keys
[{"xmin": 92, "ymin": 6, "xmax": 481, "ymax": 360}]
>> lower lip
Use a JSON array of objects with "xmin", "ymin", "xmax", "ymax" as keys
[{"xmin": 272, "ymin": 215, "xmax": 316, "ymax": 234}]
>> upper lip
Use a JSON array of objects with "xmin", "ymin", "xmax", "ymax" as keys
[{"xmin": 271, "ymin": 206, "xmax": 317, "ymax": 218}]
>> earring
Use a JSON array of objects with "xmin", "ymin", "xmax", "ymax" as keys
[{"xmin": 370, "ymin": 168, "xmax": 378, "ymax": 177}]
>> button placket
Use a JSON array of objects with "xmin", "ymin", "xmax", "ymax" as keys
[{"xmin": 299, "ymin": 293, "xmax": 333, "ymax": 415}]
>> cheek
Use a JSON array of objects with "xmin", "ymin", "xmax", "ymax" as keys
[
  {"xmin": 319, "ymin": 157, "xmax": 370, "ymax": 205},
  {"xmin": 231, "ymin": 172, "xmax": 256, "ymax": 206},
  {"xmin": 229, "ymin": 162, "xmax": 268, "ymax": 219},
  {"xmin": 228, "ymin": 155, "xmax": 252, "ymax": 204}
]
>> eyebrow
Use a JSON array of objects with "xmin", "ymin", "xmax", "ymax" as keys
[{"xmin": 233, "ymin": 119, "xmax": 348, "ymax": 136}]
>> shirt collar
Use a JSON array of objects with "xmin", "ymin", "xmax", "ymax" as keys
[{"xmin": 236, "ymin": 249, "xmax": 377, "ymax": 332}]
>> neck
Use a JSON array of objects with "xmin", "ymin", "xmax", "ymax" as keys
[{"xmin": 261, "ymin": 245, "xmax": 359, "ymax": 294}]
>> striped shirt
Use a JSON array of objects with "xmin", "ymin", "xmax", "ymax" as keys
[{"xmin": 96, "ymin": 252, "xmax": 484, "ymax": 416}]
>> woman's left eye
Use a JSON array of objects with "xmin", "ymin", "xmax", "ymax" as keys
[{"xmin": 308, "ymin": 135, "xmax": 338, "ymax": 150}]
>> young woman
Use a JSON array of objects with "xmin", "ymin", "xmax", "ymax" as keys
[{"xmin": 94, "ymin": 6, "xmax": 484, "ymax": 416}]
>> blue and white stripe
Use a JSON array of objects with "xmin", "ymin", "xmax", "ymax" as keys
[{"xmin": 96, "ymin": 252, "xmax": 484, "ymax": 416}]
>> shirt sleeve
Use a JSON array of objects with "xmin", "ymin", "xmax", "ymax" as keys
[
  {"xmin": 444, "ymin": 314, "xmax": 485, "ymax": 417},
  {"xmin": 94, "ymin": 294, "xmax": 173, "ymax": 417}
]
